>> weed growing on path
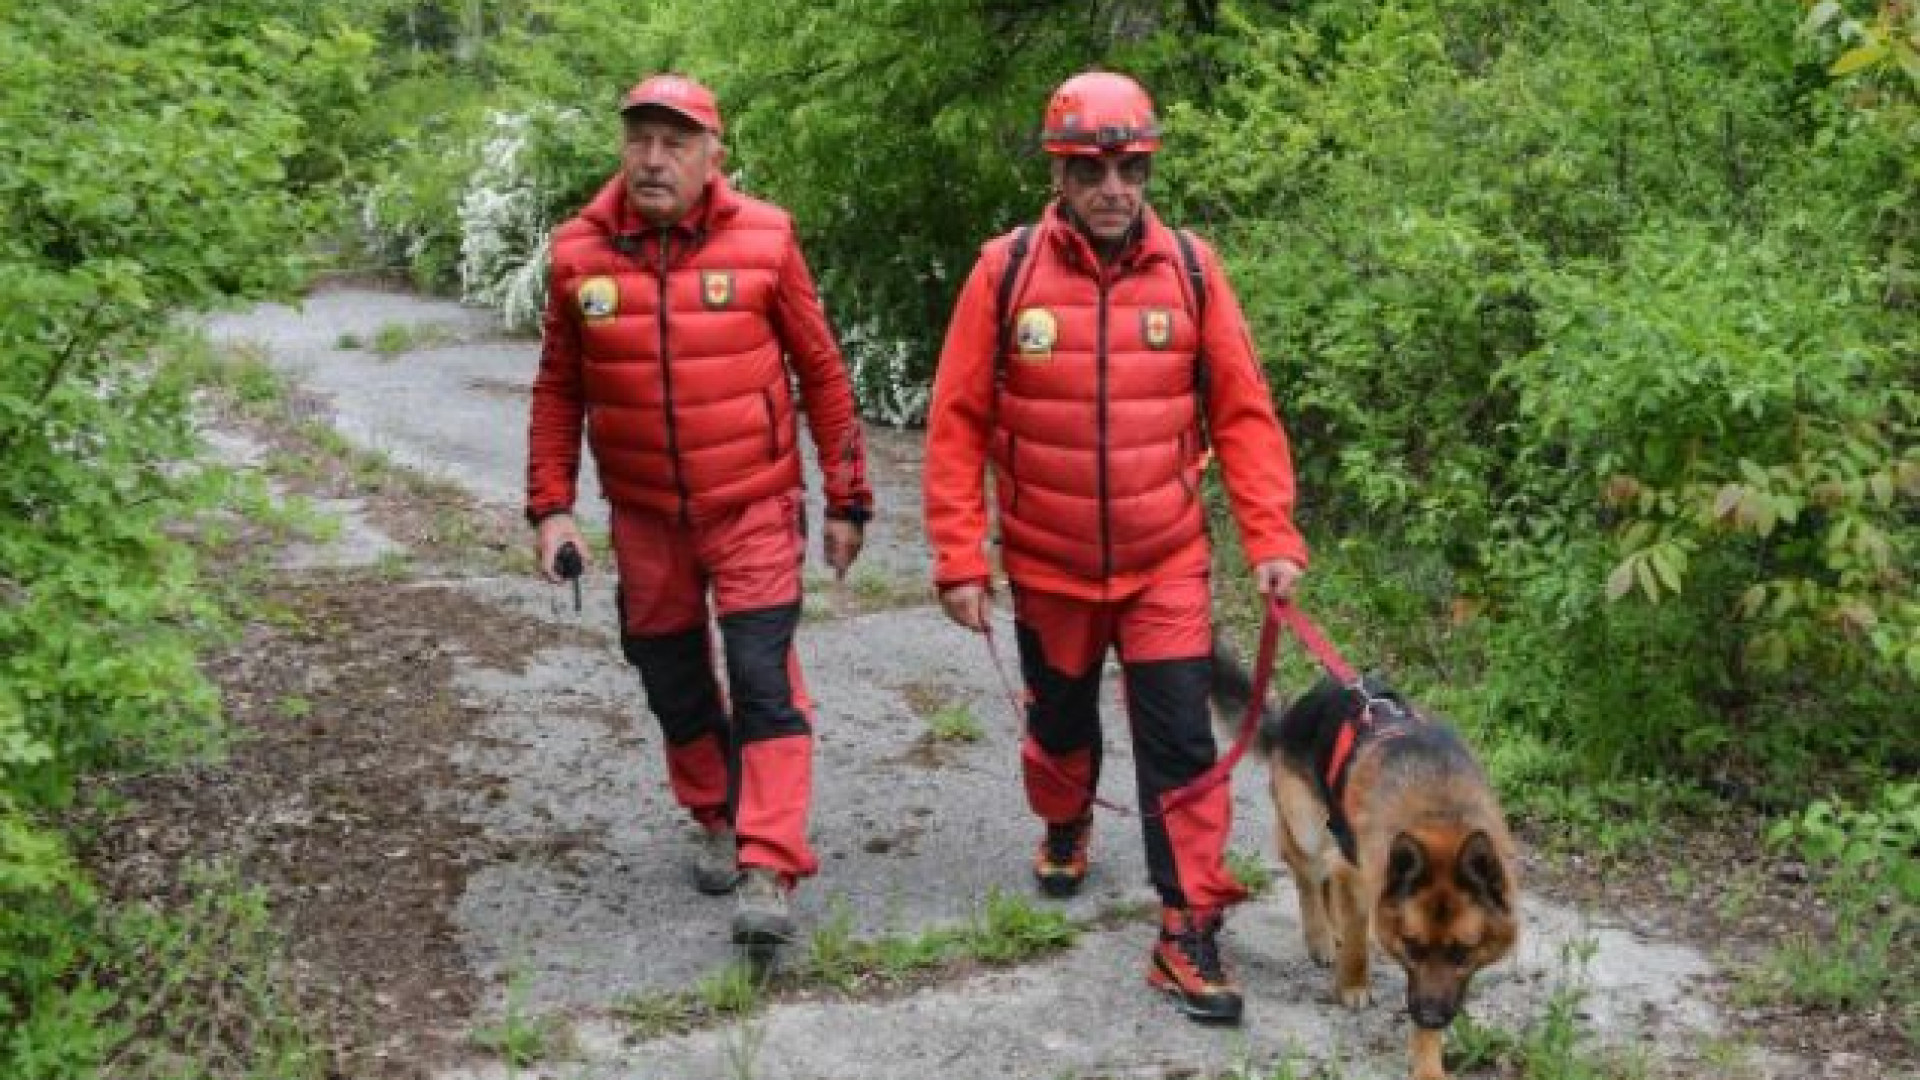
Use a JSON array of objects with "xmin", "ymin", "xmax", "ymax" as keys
[
  {"xmin": 618, "ymin": 891, "xmax": 1079, "ymax": 1043},
  {"xmin": 698, "ymin": 960, "xmax": 765, "ymax": 1017},
  {"xmin": 1449, "ymin": 937, "xmax": 1676, "ymax": 1080},
  {"xmin": 470, "ymin": 968, "xmax": 575, "ymax": 1068},
  {"xmin": 367, "ymin": 320, "xmax": 459, "ymax": 359},
  {"xmin": 1226, "ymin": 849, "xmax": 1273, "ymax": 896},
  {"xmin": 926, "ymin": 703, "xmax": 983, "ymax": 743},
  {"xmin": 1746, "ymin": 783, "xmax": 1919, "ymax": 1032},
  {"xmin": 87, "ymin": 864, "xmax": 324, "ymax": 1080}
]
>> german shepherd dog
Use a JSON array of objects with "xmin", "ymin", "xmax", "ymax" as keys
[{"xmin": 1212, "ymin": 638, "xmax": 1519, "ymax": 1080}]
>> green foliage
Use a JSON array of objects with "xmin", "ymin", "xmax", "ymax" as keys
[
  {"xmin": 471, "ymin": 969, "xmax": 573, "ymax": 1067},
  {"xmin": 926, "ymin": 704, "xmax": 984, "ymax": 744},
  {"xmin": 1768, "ymin": 780, "xmax": 1920, "ymax": 904},
  {"xmin": 1754, "ymin": 917, "xmax": 1912, "ymax": 1016},
  {"xmin": 367, "ymin": 319, "xmax": 458, "ymax": 357},
  {"xmin": 1166, "ymin": 0, "xmax": 1916, "ymax": 788},
  {"xmin": 695, "ymin": 961, "xmax": 764, "ymax": 1018},
  {"xmin": 3, "ymin": 859, "xmax": 323, "ymax": 1080},
  {"xmin": 1758, "ymin": 776, "xmax": 1920, "ymax": 1022},
  {"xmin": 967, "ymin": 888, "xmax": 1077, "ymax": 962},
  {"xmin": 0, "ymin": 0, "xmax": 363, "ymax": 807},
  {"xmin": 798, "ymin": 889, "xmax": 1075, "ymax": 991},
  {"xmin": 85, "ymin": 870, "xmax": 325, "ymax": 1080},
  {"xmin": 358, "ymin": 120, "xmax": 484, "ymax": 288},
  {"xmin": 0, "ymin": 802, "xmax": 107, "ymax": 1074},
  {"xmin": 612, "ymin": 988, "xmax": 702, "ymax": 1040},
  {"xmin": 1225, "ymin": 849, "xmax": 1273, "ymax": 896},
  {"xmin": 363, "ymin": 1, "xmax": 1228, "ymax": 418},
  {"xmin": 1752, "ymin": 781, "xmax": 1918, "ymax": 1026},
  {"xmin": 1450, "ymin": 938, "xmax": 1659, "ymax": 1079},
  {"xmin": 0, "ymin": 0, "xmax": 377, "ymax": 1071}
]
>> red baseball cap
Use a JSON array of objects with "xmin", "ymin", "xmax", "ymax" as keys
[{"xmin": 619, "ymin": 74, "xmax": 723, "ymax": 135}]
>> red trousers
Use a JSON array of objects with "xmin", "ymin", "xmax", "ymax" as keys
[
  {"xmin": 1013, "ymin": 574, "xmax": 1247, "ymax": 911},
  {"xmin": 611, "ymin": 492, "xmax": 818, "ymax": 879}
]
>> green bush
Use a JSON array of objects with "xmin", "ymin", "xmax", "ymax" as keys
[
  {"xmin": 0, "ymin": 0, "xmax": 374, "ymax": 1072},
  {"xmin": 1757, "ymin": 782, "xmax": 1918, "ymax": 1025},
  {"xmin": 1163, "ymin": 0, "xmax": 1916, "ymax": 788}
]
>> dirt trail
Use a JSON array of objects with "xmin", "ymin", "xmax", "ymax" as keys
[{"xmin": 136, "ymin": 281, "xmax": 1892, "ymax": 1080}]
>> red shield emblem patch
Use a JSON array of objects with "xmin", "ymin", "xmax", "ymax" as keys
[
  {"xmin": 1142, "ymin": 308, "xmax": 1173, "ymax": 350},
  {"xmin": 702, "ymin": 271, "xmax": 734, "ymax": 309}
]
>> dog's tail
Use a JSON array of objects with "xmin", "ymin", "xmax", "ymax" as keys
[{"xmin": 1209, "ymin": 631, "xmax": 1283, "ymax": 757}]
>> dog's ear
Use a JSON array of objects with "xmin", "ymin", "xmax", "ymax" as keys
[
  {"xmin": 1456, "ymin": 829, "xmax": 1511, "ymax": 914},
  {"xmin": 1387, "ymin": 832, "xmax": 1429, "ymax": 899}
]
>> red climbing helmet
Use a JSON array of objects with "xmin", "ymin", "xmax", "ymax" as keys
[{"xmin": 1040, "ymin": 71, "xmax": 1160, "ymax": 156}]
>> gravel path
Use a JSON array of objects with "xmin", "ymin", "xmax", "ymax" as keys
[{"xmin": 197, "ymin": 282, "xmax": 1835, "ymax": 1080}]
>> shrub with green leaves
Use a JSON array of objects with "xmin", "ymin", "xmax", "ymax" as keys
[
  {"xmin": 0, "ymin": 0, "xmax": 372, "ymax": 1072},
  {"xmin": 1758, "ymin": 782, "xmax": 1917, "ymax": 1021},
  {"xmin": 1769, "ymin": 781, "xmax": 1920, "ymax": 907},
  {"xmin": 1159, "ymin": 0, "xmax": 1916, "ymax": 785}
]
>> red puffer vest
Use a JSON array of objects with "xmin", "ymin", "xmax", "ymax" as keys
[
  {"xmin": 547, "ymin": 177, "xmax": 800, "ymax": 517},
  {"xmin": 992, "ymin": 206, "xmax": 1208, "ymax": 582}
]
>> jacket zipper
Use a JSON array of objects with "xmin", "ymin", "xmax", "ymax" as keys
[
  {"xmin": 1096, "ymin": 273, "xmax": 1112, "ymax": 580},
  {"xmin": 655, "ymin": 231, "xmax": 692, "ymax": 523}
]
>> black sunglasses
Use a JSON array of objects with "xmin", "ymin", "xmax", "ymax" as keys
[{"xmin": 1062, "ymin": 154, "xmax": 1152, "ymax": 187}]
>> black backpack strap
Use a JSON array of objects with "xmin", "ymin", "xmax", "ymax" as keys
[
  {"xmin": 1174, "ymin": 228, "xmax": 1207, "ymax": 317},
  {"xmin": 1173, "ymin": 228, "xmax": 1212, "ymax": 450},
  {"xmin": 994, "ymin": 225, "xmax": 1035, "ymax": 390}
]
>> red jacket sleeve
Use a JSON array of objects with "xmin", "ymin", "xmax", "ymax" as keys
[
  {"xmin": 922, "ymin": 247, "xmax": 1004, "ymax": 588},
  {"xmin": 771, "ymin": 230, "xmax": 872, "ymax": 517},
  {"xmin": 525, "ymin": 257, "xmax": 585, "ymax": 522},
  {"xmin": 1195, "ymin": 238, "xmax": 1310, "ymax": 569}
]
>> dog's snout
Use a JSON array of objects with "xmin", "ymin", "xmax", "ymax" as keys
[{"xmin": 1408, "ymin": 993, "xmax": 1457, "ymax": 1030}]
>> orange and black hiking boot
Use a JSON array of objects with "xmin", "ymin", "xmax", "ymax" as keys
[
  {"xmin": 1147, "ymin": 906, "xmax": 1243, "ymax": 1024},
  {"xmin": 1032, "ymin": 815, "xmax": 1092, "ymax": 897}
]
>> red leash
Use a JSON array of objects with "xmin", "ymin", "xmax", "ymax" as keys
[{"xmin": 981, "ymin": 597, "xmax": 1358, "ymax": 819}]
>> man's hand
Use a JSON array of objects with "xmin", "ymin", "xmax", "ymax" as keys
[
  {"xmin": 1254, "ymin": 558, "xmax": 1304, "ymax": 600},
  {"xmin": 534, "ymin": 513, "xmax": 588, "ymax": 584},
  {"xmin": 939, "ymin": 582, "xmax": 993, "ymax": 633},
  {"xmin": 823, "ymin": 519, "xmax": 864, "ymax": 579}
]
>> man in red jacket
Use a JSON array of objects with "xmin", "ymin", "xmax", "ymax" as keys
[
  {"xmin": 526, "ymin": 73, "xmax": 872, "ymax": 949},
  {"xmin": 923, "ymin": 71, "xmax": 1306, "ymax": 1024}
]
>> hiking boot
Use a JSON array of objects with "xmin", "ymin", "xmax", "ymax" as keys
[
  {"xmin": 692, "ymin": 824, "xmax": 742, "ymax": 895},
  {"xmin": 731, "ymin": 868, "xmax": 795, "ymax": 946},
  {"xmin": 1147, "ymin": 907, "xmax": 1243, "ymax": 1024},
  {"xmin": 1032, "ymin": 815, "xmax": 1092, "ymax": 898}
]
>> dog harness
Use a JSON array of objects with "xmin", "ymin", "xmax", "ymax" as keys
[{"xmin": 1322, "ymin": 687, "xmax": 1418, "ymax": 862}]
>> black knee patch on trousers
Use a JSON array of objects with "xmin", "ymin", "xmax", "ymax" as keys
[
  {"xmin": 718, "ymin": 601, "xmax": 810, "ymax": 743},
  {"xmin": 1125, "ymin": 655, "xmax": 1216, "ymax": 909},
  {"xmin": 622, "ymin": 627, "xmax": 727, "ymax": 747},
  {"xmin": 1015, "ymin": 620, "xmax": 1104, "ymax": 756},
  {"xmin": 1125, "ymin": 656, "xmax": 1218, "ymax": 789}
]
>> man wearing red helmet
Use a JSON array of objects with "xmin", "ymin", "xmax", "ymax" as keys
[
  {"xmin": 526, "ymin": 73, "xmax": 872, "ymax": 949},
  {"xmin": 923, "ymin": 71, "xmax": 1307, "ymax": 1024}
]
